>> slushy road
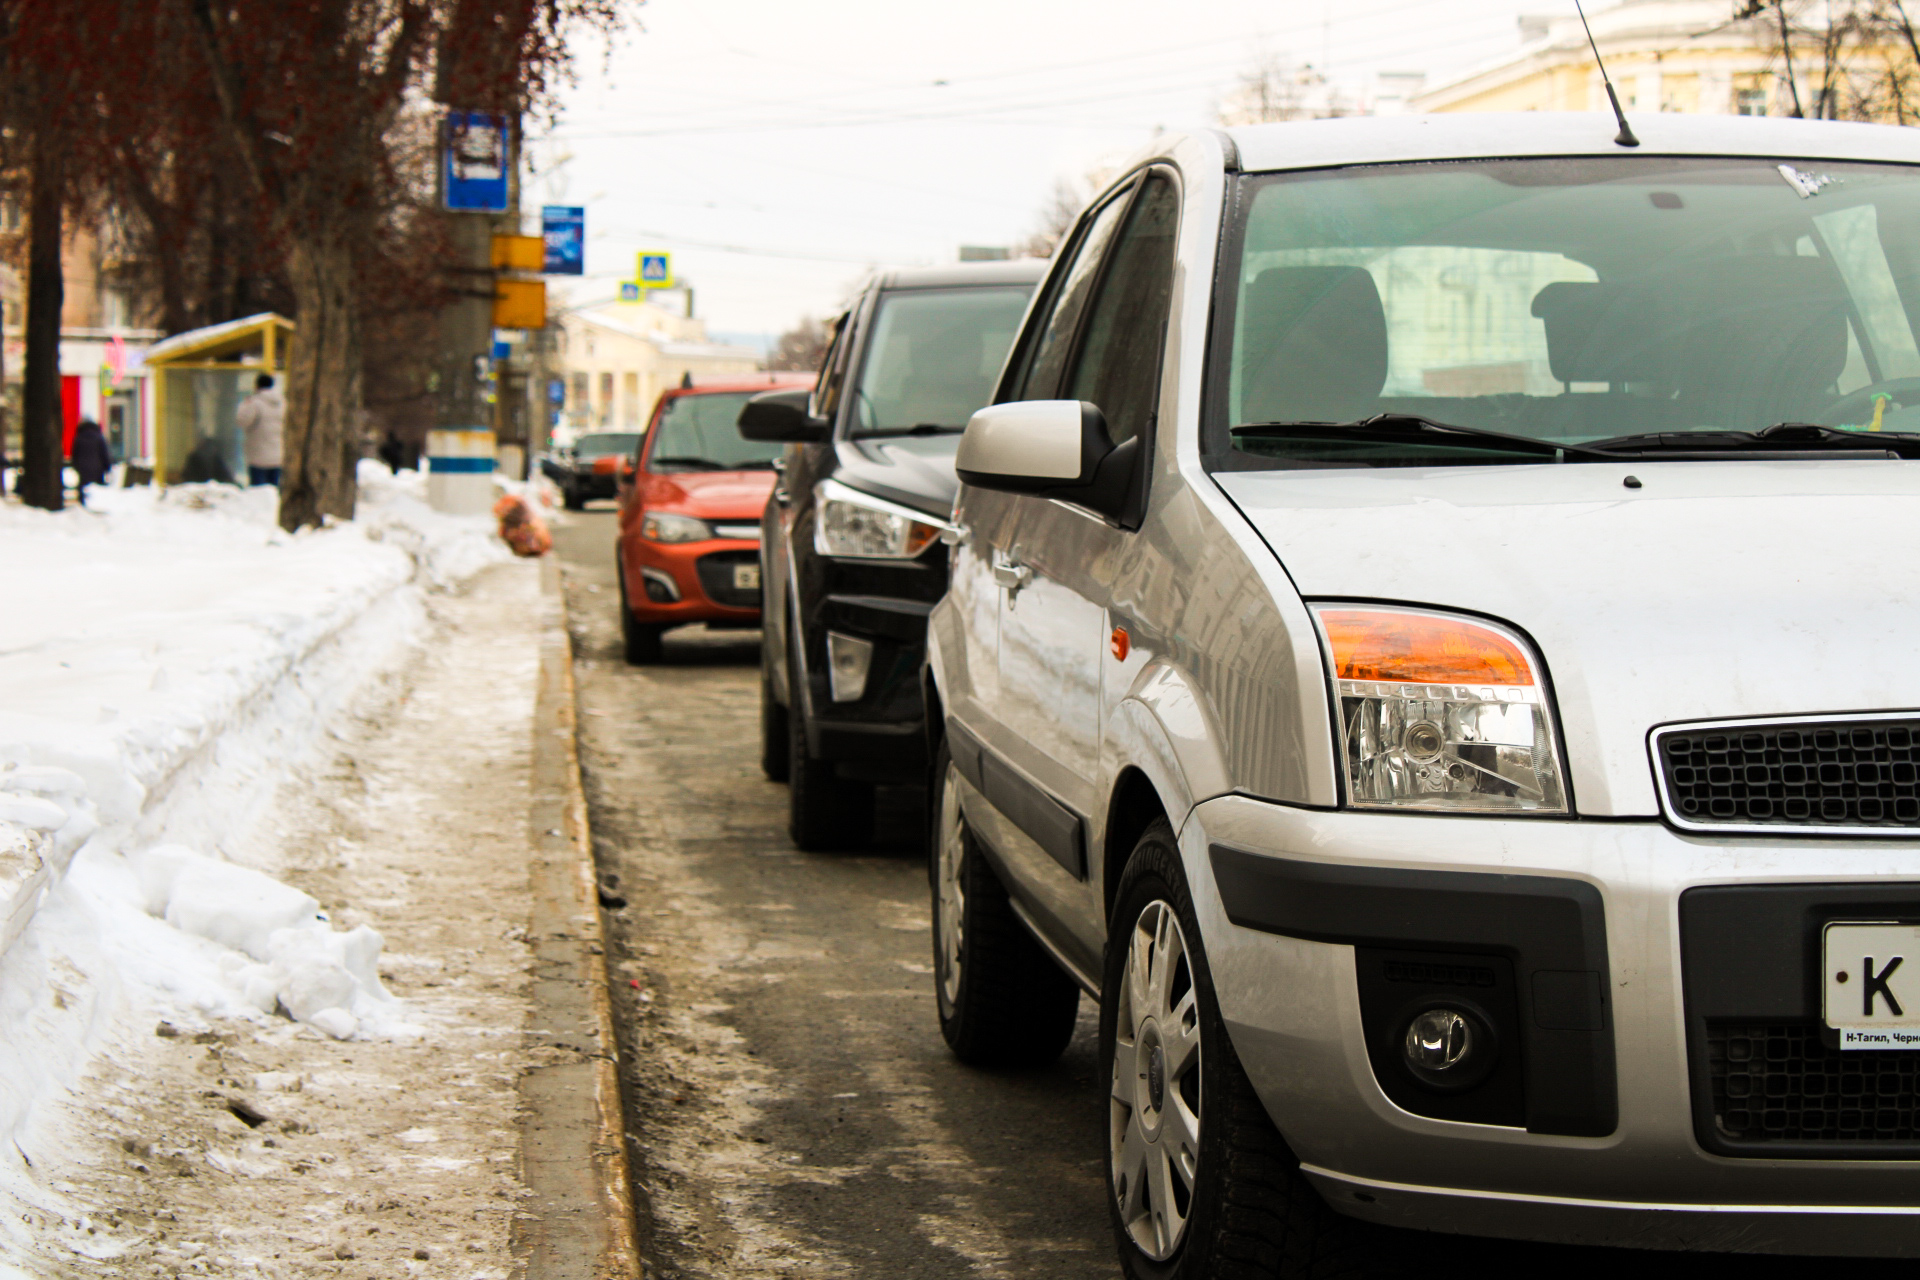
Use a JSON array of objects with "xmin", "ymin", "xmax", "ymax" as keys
[
  {"xmin": 555, "ymin": 509, "xmax": 1116, "ymax": 1279},
  {"xmin": 555, "ymin": 506, "xmax": 1840, "ymax": 1280}
]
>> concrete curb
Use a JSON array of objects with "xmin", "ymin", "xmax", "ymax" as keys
[{"xmin": 516, "ymin": 554, "xmax": 641, "ymax": 1279}]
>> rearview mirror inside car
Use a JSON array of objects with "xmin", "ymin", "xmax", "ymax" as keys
[
  {"xmin": 955, "ymin": 399, "xmax": 1138, "ymax": 521},
  {"xmin": 738, "ymin": 388, "xmax": 830, "ymax": 442}
]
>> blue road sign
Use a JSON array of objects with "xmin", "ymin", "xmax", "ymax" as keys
[
  {"xmin": 444, "ymin": 111, "xmax": 510, "ymax": 213},
  {"xmin": 548, "ymin": 379, "xmax": 566, "ymax": 405},
  {"xmin": 619, "ymin": 281, "xmax": 642, "ymax": 302},
  {"xmin": 638, "ymin": 252, "xmax": 673, "ymax": 287},
  {"xmin": 541, "ymin": 205, "xmax": 584, "ymax": 276}
]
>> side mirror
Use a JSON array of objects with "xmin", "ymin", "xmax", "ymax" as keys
[
  {"xmin": 738, "ymin": 388, "xmax": 829, "ymax": 442},
  {"xmin": 955, "ymin": 399, "xmax": 1138, "ymax": 521}
]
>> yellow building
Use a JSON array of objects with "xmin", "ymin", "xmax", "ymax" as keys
[
  {"xmin": 551, "ymin": 296, "xmax": 759, "ymax": 441},
  {"xmin": 1414, "ymin": 0, "xmax": 1822, "ymax": 119}
]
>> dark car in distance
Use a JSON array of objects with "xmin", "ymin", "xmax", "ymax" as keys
[
  {"xmin": 548, "ymin": 430, "xmax": 642, "ymax": 510},
  {"xmin": 743, "ymin": 259, "xmax": 1044, "ymax": 849}
]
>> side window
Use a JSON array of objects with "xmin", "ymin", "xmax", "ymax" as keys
[
  {"xmin": 1009, "ymin": 183, "xmax": 1135, "ymax": 402},
  {"xmin": 1065, "ymin": 173, "xmax": 1179, "ymax": 445},
  {"xmin": 811, "ymin": 311, "xmax": 853, "ymax": 422}
]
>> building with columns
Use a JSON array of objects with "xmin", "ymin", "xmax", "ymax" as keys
[
  {"xmin": 1413, "ymin": 0, "xmax": 1825, "ymax": 119},
  {"xmin": 547, "ymin": 294, "xmax": 759, "ymax": 443}
]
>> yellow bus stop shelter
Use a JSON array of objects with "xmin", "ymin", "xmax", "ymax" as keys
[{"xmin": 145, "ymin": 313, "xmax": 293, "ymax": 484}]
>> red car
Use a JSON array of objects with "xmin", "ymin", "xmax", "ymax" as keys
[{"xmin": 616, "ymin": 376, "xmax": 814, "ymax": 662}]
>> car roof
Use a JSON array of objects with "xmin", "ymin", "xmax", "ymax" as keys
[
  {"xmin": 1221, "ymin": 112, "xmax": 1920, "ymax": 175},
  {"xmin": 658, "ymin": 375, "xmax": 814, "ymax": 399},
  {"xmin": 867, "ymin": 259, "xmax": 1048, "ymax": 292}
]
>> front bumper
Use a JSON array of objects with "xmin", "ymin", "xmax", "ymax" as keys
[
  {"xmin": 1186, "ymin": 794, "xmax": 1920, "ymax": 1254},
  {"xmin": 621, "ymin": 536, "xmax": 762, "ymax": 627}
]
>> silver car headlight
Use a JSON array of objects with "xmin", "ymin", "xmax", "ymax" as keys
[
  {"xmin": 813, "ymin": 479, "xmax": 946, "ymax": 560},
  {"xmin": 1311, "ymin": 604, "xmax": 1567, "ymax": 815},
  {"xmin": 640, "ymin": 512, "xmax": 713, "ymax": 543}
]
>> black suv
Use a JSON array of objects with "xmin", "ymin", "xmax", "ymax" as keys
[{"xmin": 745, "ymin": 260, "xmax": 1042, "ymax": 849}]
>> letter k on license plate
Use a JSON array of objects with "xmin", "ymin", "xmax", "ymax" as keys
[{"xmin": 1825, "ymin": 922, "xmax": 1920, "ymax": 1048}]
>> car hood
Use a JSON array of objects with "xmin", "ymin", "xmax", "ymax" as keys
[
  {"xmin": 834, "ymin": 436, "xmax": 960, "ymax": 518},
  {"xmin": 1214, "ymin": 460, "xmax": 1920, "ymax": 816},
  {"xmin": 638, "ymin": 469, "xmax": 775, "ymax": 518}
]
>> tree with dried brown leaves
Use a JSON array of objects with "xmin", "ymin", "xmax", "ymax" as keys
[{"xmin": 0, "ymin": 0, "xmax": 627, "ymax": 528}]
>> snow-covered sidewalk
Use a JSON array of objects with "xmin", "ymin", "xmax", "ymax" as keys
[{"xmin": 0, "ymin": 470, "xmax": 568, "ymax": 1276}]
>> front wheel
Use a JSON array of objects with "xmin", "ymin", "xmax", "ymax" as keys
[
  {"xmin": 1103, "ymin": 822, "xmax": 1378, "ymax": 1280},
  {"xmin": 785, "ymin": 628, "xmax": 873, "ymax": 850},
  {"xmin": 562, "ymin": 481, "xmax": 586, "ymax": 511},
  {"xmin": 760, "ymin": 643, "xmax": 790, "ymax": 782},
  {"xmin": 617, "ymin": 564, "xmax": 664, "ymax": 665},
  {"xmin": 930, "ymin": 740, "xmax": 1079, "ymax": 1067}
]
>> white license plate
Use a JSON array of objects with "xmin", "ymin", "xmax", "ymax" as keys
[
  {"xmin": 1824, "ymin": 922, "xmax": 1920, "ymax": 1047},
  {"xmin": 732, "ymin": 564, "xmax": 760, "ymax": 591}
]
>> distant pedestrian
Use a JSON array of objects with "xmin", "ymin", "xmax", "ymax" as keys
[
  {"xmin": 378, "ymin": 429, "xmax": 407, "ymax": 474},
  {"xmin": 237, "ymin": 372, "xmax": 285, "ymax": 487},
  {"xmin": 69, "ymin": 418, "xmax": 111, "ymax": 506}
]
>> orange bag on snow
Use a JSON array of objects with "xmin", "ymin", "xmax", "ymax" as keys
[{"xmin": 493, "ymin": 494, "xmax": 552, "ymax": 558}]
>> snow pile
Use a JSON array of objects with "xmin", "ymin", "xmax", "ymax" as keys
[
  {"xmin": 0, "ymin": 464, "xmax": 501, "ymax": 1148},
  {"xmin": 132, "ymin": 845, "xmax": 405, "ymax": 1041}
]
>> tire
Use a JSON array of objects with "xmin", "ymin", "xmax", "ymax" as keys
[
  {"xmin": 760, "ymin": 642, "xmax": 790, "ymax": 782},
  {"xmin": 930, "ymin": 739, "xmax": 1080, "ymax": 1067},
  {"xmin": 1103, "ymin": 821, "xmax": 1379, "ymax": 1280},
  {"xmin": 562, "ymin": 481, "xmax": 586, "ymax": 511},
  {"xmin": 785, "ymin": 626, "xmax": 874, "ymax": 850},
  {"xmin": 617, "ymin": 565, "xmax": 664, "ymax": 665}
]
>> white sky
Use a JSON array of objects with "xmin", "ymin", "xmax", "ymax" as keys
[{"xmin": 534, "ymin": 0, "xmax": 1596, "ymax": 339}]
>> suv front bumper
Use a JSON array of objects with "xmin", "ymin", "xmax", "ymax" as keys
[{"xmin": 1187, "ymin": 793, "xmax": 1920, "ymax": 1255}]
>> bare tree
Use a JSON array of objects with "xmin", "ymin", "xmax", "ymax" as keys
[
  {"xmin": 768, "ymin": 316, "xmax": 831, "ymax": 373},
  {"xmin": 1215, "ymin": 54, "xmax": 1352, "ymax": 126}
]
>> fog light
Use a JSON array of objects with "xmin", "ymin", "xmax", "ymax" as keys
[
  {"xmin": 1404, "ymin": 1009, "xmax": 1473, "ymax": 1072},
  {"xmin": 640, "ymin": 567, "xmax": 679, "ymax": 603},
  {"xmin": 826, "ymin": 631, "xmax": 874, "ymax": 703}
]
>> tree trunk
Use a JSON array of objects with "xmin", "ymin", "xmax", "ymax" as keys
[
  {"xmin": 278, "ymin": 235, "xmax": 362, "ymax": 531},
  {"xmin": 20, "ymin": 136, "xmax": 65, "ymax": 512}
]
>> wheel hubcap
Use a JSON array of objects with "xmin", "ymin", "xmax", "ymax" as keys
[
  {"xmin": 1110, "ymin": 900, "xmax": 1201, "ymax": 1262},
  {"xmin": 935, "ymin": 764, "xmax": 966, "ymax": 1008}
]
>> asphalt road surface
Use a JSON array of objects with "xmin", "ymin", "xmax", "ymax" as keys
[{"xmin": 554, "ymin": 506, "xmax": 1842, "ymax": 1280}]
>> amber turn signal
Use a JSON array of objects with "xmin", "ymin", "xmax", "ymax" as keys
[
  {"xmin": 1318, "ymin": 609, "xmax": 1532, "ymax": 686},
  {"xmin": 1110, "ymin": 626, "xmax": 1130, "ymax": 661}
]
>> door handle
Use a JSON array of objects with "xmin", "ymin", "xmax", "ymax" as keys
[{"xmin": 991, "ymin": 556, "xmax": 1031, "ymax": 592}]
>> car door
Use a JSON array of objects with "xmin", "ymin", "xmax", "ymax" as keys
[
  {"xmin": 767, "ymin": 307, "xmax": 854, "ymax": 708},
  {"xmin": 997, "ymin": 164, "xmax": 1180, "ymax": 836}
]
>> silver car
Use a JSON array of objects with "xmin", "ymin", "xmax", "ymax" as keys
[{"xmin": 924, "ymin": 112, "xmax": 1920, "ymax": 1274}]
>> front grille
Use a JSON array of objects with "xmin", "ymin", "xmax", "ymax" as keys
[
  {"xmin": 695, "ymin": 550, "xmax": 760, "ymax": 609},
  {"xmin": 1656, "ymin": 716, "xmax": 1920, "ymax": 830},
  {"xmin": 1708, "ymin": 1021, "xmax": 1920, "ymax": 1144}
]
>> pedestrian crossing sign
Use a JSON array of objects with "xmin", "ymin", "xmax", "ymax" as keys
[
  {"xmin": 637, "ymin": 252, "xmax": 673, "ymax": 289},
  {"xmin": 619, "ymin": 281, "xmax": 642, "ymax": 302}
]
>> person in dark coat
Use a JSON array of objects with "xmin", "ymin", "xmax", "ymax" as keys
[{"xmin": 69, "ymin": 418, "xmax": 111, "ymax": 506}]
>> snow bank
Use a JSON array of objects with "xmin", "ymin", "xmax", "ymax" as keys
[{"xmin": 0, "ymin": 463, "xmax": 507, "ymax": 1149}]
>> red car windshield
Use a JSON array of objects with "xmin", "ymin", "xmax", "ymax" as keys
[{"xmin": 647, "ymin": 392, "xmax": 785, "ymax": 472}]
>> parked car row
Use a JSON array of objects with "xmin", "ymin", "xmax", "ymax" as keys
[{"xmin": 613, "ymin": 112, "xmax": 1920, "ymax": 1276}]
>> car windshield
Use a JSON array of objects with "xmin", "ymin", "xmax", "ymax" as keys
[
  {"xmin": 645, "ymin": 392, "xmax": 783, "ymax": 471},
  {"xmin": 573, "ymin": 432, "xmax": 641, "ymax": 460},
  {"xmin": 1214, "ymin": 156, "xmax": 1920, "ymax": 467},
  {"xmin": 849, "ymin": 285, "xmax": 1033, "ymax": 437}
]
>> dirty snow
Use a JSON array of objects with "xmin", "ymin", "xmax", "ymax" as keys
[{"xmin": 0, "ymin": 465, "xmax": 548, "ymax": 1276}]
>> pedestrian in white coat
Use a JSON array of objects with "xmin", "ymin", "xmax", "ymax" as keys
[{"xmin": 237, "ymin": 373, "xmax": 285, "ymax": 487}]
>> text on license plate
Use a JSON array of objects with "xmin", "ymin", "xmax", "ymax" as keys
[
  {"xmin": 732, "ymin": 564, "xmax": 760, "ymax": 591},
  {"xmin": 1824, "ymin": 922, "xmax": 1920, "ymax": 1048}
]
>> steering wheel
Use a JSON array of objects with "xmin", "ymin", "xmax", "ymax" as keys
[{"xmin": 1821, "ymin": 377, "xmax": 1920, "ymax": 427}]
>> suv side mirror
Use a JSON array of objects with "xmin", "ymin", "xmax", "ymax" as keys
[
  {"xmin": 955, "ymin": 399, "xmax": 1139, "ymax": 521},
  {"xmin": 738, "ymin": 388, "xmax": 829, "ymax": 442}
]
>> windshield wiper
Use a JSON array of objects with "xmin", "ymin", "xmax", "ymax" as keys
[
  {"xmin": 650, "ymin": 456, "xmax": 729, "ymax": 470},
  {"xmin": 1232, "ymin": 414, "xmax": 1620, "ymax": 461},
  {"xmin": 856, "ymin": 423, "xmax": 963, "ymax": 438},
  {"xmin": 1582, "ymin": 422, "xmax": 1915, "ymax": 457}
]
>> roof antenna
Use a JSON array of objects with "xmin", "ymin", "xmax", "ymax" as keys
[{"xmin": 1573, "ymin": 0, "xmax": 1639, "ymax": 147}]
